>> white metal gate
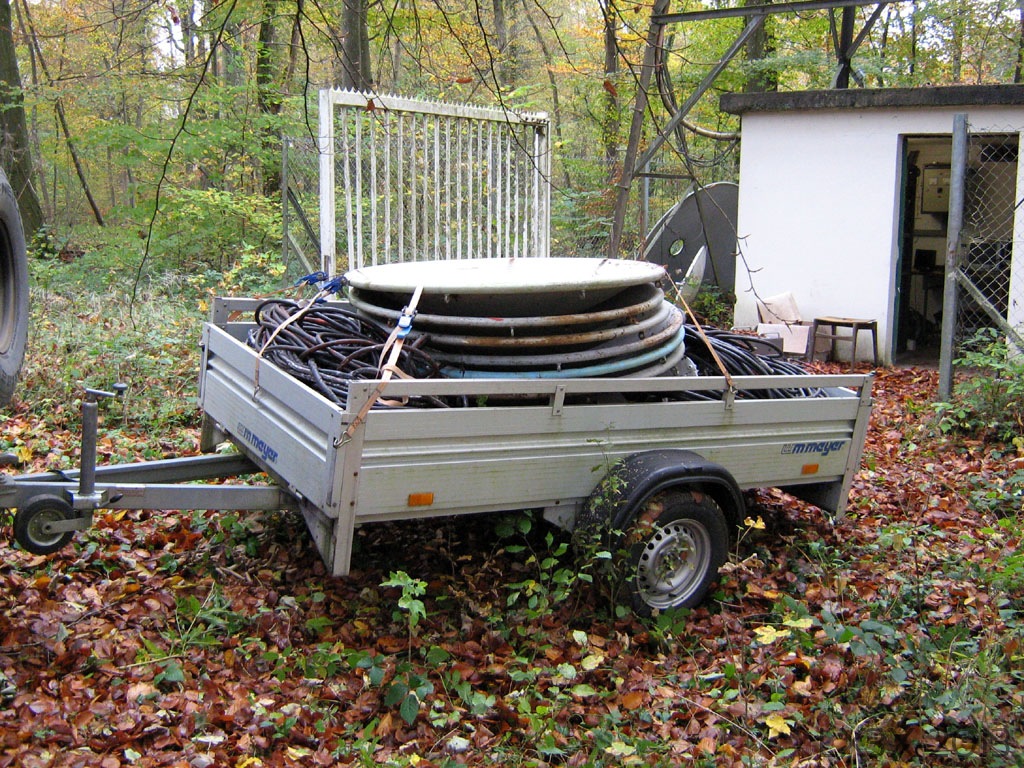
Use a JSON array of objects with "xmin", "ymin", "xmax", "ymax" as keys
[{"xmin": 318, "ymin": 90, "xmax": 551, "ymax": 274}]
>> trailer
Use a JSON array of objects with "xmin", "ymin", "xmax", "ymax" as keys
[{"xmin": 1, "ymin": 294, "xmax": 872, "ymax": 615}]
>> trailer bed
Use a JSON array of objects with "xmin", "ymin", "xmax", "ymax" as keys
[{"xmin": 199, "ymin": 299, "xmax": 873, "ymax": 577}]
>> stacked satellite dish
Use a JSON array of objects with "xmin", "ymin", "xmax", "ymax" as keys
[{"xmin": 345, "ymin": 257, "xmax": 691, "ymax": 379}]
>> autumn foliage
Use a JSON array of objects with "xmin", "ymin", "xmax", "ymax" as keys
[{"xmin": 2, "ymin": 357, "xmax": 1023, "ymax": 766}]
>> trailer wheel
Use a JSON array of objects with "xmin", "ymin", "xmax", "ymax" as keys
[
  {"xmin": 14, "ymin": 495, "xmax": 74, "ymax": 555},
  {"xmin": 0, "ymin": 167, "xmax": 28, "ymax": 408},
  {"xmin": 625, "ymin": 490, "xmax": 728, "ymax": 616}
]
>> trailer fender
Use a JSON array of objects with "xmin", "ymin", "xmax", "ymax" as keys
[
  {"xmin": 577, "ymin": 449, "xmax": 745, "ymax": 615},
  {"xmin": 579, "ymin": 449, "xmax": 744, "ymax": 535}
]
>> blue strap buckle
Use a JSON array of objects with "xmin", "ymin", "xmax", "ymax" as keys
[
  {"xmin": 321, "ymin": 276, "xmax": 346, "ymax": 295},
  {"xmin": 396, "ymin": 312, "xmax": 415, "ymax": 339},
  {"xmin": 294, "ymin": 270, "xmax": 329, "ymax": 287}
]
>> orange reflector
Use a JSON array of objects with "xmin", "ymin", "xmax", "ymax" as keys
[
  {"xmin": 408, "ymin": 492, "xmax": 435, "ymax": 507},
  {"xmin": 801, "ymin": 464, "xmax": 820, "ymax": 475}
]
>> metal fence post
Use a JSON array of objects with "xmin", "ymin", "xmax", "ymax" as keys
[
  {"xmin": 938, "ymin": 114, "xmax": 968, "ymax": 401},
  {"xmin": 281, "ymin": 136, "xmax": 290, "ymax": 268}
]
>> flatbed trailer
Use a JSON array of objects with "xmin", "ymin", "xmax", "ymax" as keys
[{"xmin": 3, "ymin": 297, "xmax": 873, "ymax": 614}]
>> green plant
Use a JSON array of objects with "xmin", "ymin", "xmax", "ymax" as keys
[
  {"xmin": 330, "ymin": 721, "xmax": 384, "ymax": 764},
  {"xmin": 21, "ymin": 257, "xmax": 206, "ymax": 458},
  {"xmin": 440, "ymin": 669, "xmax": 496, "ymax": 718},
  {"xmin": 165, "ymin": 585, "xmax": 250, "ymax": 651},
  {"xmin": 384, "ymin": 663, "xmax": 435, "ymax": 726},
  {"xmin": 979, "ymin": 516, "xmax": 1024, "ymax": 593},
  {"xmin": 254, "ymin": 699, "xmax": 302, "ymax": 742},
  {"xmin": 381, "ymin": 570, "xmax": 428, "ymax": 654},
  {"xmin": 933, "ymin": 329, "xmax": 1024, "ymax": 443},
  {"xmin": 499, "ymin": 512, "xmax": 593, "ymax": 626},
  {"xmin": 378, "ymin": 571, "xmax": 435, "ymax": 725},
  {"xmin": 130, "ymin": 584, "xmax": 249, "ymax": 688},
  {"xmin": 689, "ymin": 285, "xmax": 736, "ymax": 329},
  {"xmin": 217, "ymin": 244, "xmax": 287, "ymax": 295},
  {"xmin": 969, "ymin": 468, "xmax": 1024, "ymax": 518}
]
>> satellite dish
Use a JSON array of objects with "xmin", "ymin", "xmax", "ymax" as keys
[{"xmin": 643, "ymin": 181, "xmax": 738, "ymax": 295}]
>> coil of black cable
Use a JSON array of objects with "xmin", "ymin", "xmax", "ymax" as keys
[{"xmin": 246, "ymin": 299, "xmax": 450, "ymax": 408}]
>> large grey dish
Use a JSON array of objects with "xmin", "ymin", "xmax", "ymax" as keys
[
  {"xmin": 345, "ymin": 257, "xmax": 667, "ymax": 316},
  {"xmin": 347, "ymin": 282, "xmax": 665, "ymax": 333},
  {"xmin": 428, "ymin": 304, "xmax": 684, "ymax": 368},
  {"xmin": 411, "ymin": 300, "xmax": 676, "ymax": 352}
]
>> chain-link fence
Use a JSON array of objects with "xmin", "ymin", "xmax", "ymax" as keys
[
  {"xmin": 281, "ymin": 136, "xmax": 321, "ymax": 283},
  {"xmin": 950, "ymin": 125, "xmax": 1024, "ymax": 358},
  {"xmin": 937, "ymin": 118, "xmax": 1022, "ymax": 398},
  {"xmin": 955, "ymin": 125, "xmax": 1023, "ymax": 352}
]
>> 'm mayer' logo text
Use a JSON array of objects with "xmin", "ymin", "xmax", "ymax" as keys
[
  {"xmin": 782, "ymin": 440, "xmax": 846, "ymax": 457},
  {"xmin": 237, "ymin": 423, "xmax": 279, "ymax": 463}
]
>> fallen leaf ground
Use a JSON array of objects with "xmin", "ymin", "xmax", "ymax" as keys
[{"xmin": 2, "ymin": 364, "xmax": 1022, "ymax": 767}]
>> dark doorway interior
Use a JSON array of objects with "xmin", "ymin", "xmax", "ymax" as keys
[{"xmin": 895, "ymin": 136, "xmax": 952, "ymax": 365}]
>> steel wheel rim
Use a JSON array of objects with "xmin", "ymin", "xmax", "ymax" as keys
[
  {"xmin": 635, "ymin": 519, "xmax": 711, "ymax": 610},
  {"xmin": 28, "ymin": 508, "xmax": 66, "ymax": 548}
]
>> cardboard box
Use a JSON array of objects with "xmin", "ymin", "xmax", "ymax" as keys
[{"xmin": 756, "ymin": 322, "xmax": 811, "ymax": 356}]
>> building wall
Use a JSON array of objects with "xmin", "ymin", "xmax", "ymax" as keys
[{"xmin": 731, "ymin": 104, "xmax": 1023, "ymax": 363}]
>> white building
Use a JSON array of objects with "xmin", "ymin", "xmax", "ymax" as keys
[{"xmin": 720, "ymin": 85, "xmax": 1024, "ymax": 365}]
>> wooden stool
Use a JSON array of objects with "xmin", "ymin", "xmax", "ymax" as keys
[{"xmin": 805, "ymin": 317, "xmax": 879, "ymax": 372}]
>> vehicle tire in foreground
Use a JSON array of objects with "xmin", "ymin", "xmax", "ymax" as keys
[
  {"xmin": 625, "ymin": 490, "xmax": 729, "ymax": 616},
  {"xmin": 0, "ymin": 167, "xmax": 28, "ymax": 407}
]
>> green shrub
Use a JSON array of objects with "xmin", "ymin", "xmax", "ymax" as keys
[
  {"xmin": 151, "ymin": 188, "xmax": 282, "ymax": 272},
  {"xmin": 933, "ymin": 329, "xmax": 1024, "ymax": 444},
  {"xmin": 689, "ymin": 285, "xmax": 735, "ymax": 328}
]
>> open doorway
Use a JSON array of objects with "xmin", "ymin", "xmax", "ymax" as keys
[
  {"xmin": 895, "ymin": 135, "xmax": 952, "ymax": 365},
  {"xmin": 896, "ymin": 132, "xmax": 1020, "ymax": 365}
]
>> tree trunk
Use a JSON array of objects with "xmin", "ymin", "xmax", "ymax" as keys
[
  {"xmin": 18, "ymin": 0, "xmax": 103, "ymax": 225},
  {"xmin": 909, "ymin": 0, "xmax": 918, "ymax": 76},
  {"xmin": 521, "ymin": 0, "xmax": 570, "ymax": 188},
  {"xmin": 341, "ymin": 0, "xmax": 373, "ymax": 89},
  {"xmin": 602, "ymin": 0, "xmax": 620, "ymax": 180},
  {"xmin": 742, "ymin": 0, "xmax": 777, "ymax": 93},
  {"xmin": 608, "ymin": 0, "xmax": 670, "ymax": 259},
  {"xmin": 492, "ymin": 0, "xmax": 513, "ymax": 86},
  {"xmin": 219, "ymin": 20, "xmax": 244, "ymax": 87},
  {"xmin": 875, "ymin": 6, "xmax": 890, "ymax": 88},
  {"xmin": 285, "ymin": 4, "xmax": 302, "ymax": 85},
  {"xmin": 1014, "ymin": 0, "xmax": 1024, "ymax": 83},
  {"xmin": 950, "ymin": 0, "xmax": 965, "ymax": 83},
  {"xmin": 257, "ymin": 0, "xmax": 283, "ymax": 197},
  {"xmin": 8, "ymin": 0, "xmax": 45, "ymax": 222},
  {"xmin": 0, "ymin": 0, "xmax": 42, "ymax": 234}
]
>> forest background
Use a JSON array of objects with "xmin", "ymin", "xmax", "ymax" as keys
[{"xmin": 1, "ymin": 0, "xmax": 1023, "ymax": 270}]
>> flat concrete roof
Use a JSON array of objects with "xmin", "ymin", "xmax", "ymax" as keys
[{"xmin": 720, "ymin": 84, "xmax": 1024, "ymax": 115}]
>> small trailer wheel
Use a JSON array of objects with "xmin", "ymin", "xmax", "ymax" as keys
[
  {"xmin": 14, "ymin": 495, "xmax": 75, "ymax": 555},
  {"xmin": 626, "ymin": 490, "xmax": 728, "ymax": 616}
]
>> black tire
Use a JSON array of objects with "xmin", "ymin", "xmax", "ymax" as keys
[
  {"xmin": 0, "ymin": 167, "xmax": 28, "ymax": 408},
  {"xmin": 625, "ymin": 490, "xmax": 729, "ymax": 616},
  {"xmin": 14, "ymin": 495, "xmax": 74, "ymax": 555}
]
